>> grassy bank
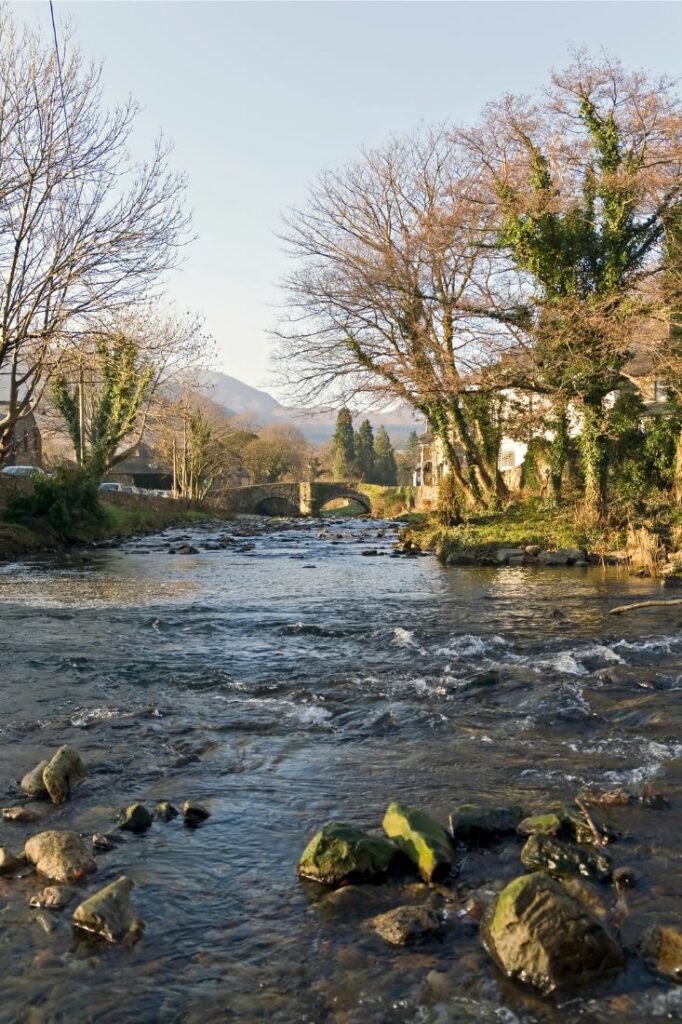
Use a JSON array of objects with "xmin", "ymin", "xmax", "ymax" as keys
[
  {"xmin": 0, "ymin": 492, "xmax": 231, "ymax": 561},
  {"xmin": 404, "ymin": 500, "xmax": 632, "ymax": 562}
]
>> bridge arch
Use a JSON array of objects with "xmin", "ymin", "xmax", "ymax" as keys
[
  {"xmin": 253, "ymin": 495, "xmax": 301, "ymax": 517},
  {"xmin": 313, "ymin": 488, "xmax": 371, "ymax": 515}
]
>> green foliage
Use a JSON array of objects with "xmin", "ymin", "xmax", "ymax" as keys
[
  {"xmin": 436, "ymin": 474, "xmax": 462, "ymax": 527},
  {"xmin": 373, "ymin": 426, "xmax": 397, "ymax": 485},
  {"xmin": 332, "ymin": 408, "xmax": 355, "ymax": 479},
  {"xmin": 608, "ymin": 392, "xmax": 681, "ymax": 503},
  {"xmin": 51, "ymin": 333, "xmax": 154, "ymax": 481},
  {"xmin": 5, "ymin": 464, "xmax": 103, "ymax": 537},
  {"xmin": 354, "ymin": 419, "xmax": 376, "ymax": 481}
]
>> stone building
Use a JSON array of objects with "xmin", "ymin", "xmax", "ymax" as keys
[{"xmin": 0, "ymin": 368, "xmax": 42, "ymax": 466}]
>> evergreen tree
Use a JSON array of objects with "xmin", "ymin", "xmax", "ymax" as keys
[
  {"xmin": 354, "ymin": 419, "xmax": 376, "ymax": 481},
  {"xmin": 332, "ymin": 408, "xmax": 355, "ymax": 479},
  {"xmin": 374, "ymin": 426, "xmax": 398, "ymax": 485}
]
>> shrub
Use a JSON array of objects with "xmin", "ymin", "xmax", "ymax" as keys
[{"xmin": 5, "ymin": 464, "xmax": 104, "ymax": 536}]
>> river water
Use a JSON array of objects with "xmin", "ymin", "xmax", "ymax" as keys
[{"xmin": 1, "ymin": 517, "xmax": 682, "ymax": 1023}]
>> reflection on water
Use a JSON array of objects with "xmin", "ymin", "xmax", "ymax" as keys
[{"xmin": 0, "ymin": 518, "xmax": 681, "ymax": 1022}]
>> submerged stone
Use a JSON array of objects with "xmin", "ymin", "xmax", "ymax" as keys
[
  {"xmin": 641, "ymin": 923, "xmax": 682, "ymax": 982},
  {"xmin": 117, "ymin": 803, "xmax": 153, "ymax": 833},
  {"xmin": 42, "ymin": 746, "xmax": 86, "ymax": 805},
  {"xmin": 30, "ymin": 885, "xmax": 76, "ymax": 909},
  {"xmin": 20, "ymin": 760, "xmax": 50, "ymax": 799},
  {"xmin": 461, "ymin": 671, "xmax": 501, "ymax": 692},
  {"xmin": 73, "ymin": 876, "xmax": 143, "ymax": 944},
  {"xmin": 368, "ymin": 905, "xmax": 444, "ymax": 946},
  {"xmin": 298, "ymin": 821, "xmax": 398, "ymax": 887},
  {"xmin": 182, "ymin": 801, "xmax": 210, "ymax": 826},
  {"xmin": 24, "ymin": 831, "xmax": 97, "ymax": 884},
  {"xmin": 482, "ymin": 872, "xmax": 623, "ymax": 994},
  {"xmin": 0, "ymin": 846, "xmax": 24, "ymax": 875},
  {"xmin": 2, "ymin": 805, "xmax": 41, "ymax": 823},
  {"xmin": 450, "ymin": 804, "xmax": 523, "ymax": 843},
  {"xmin": 382, "ymin": 801, "xmax": 454, "ymax": 883},
  {"xmin": 520, "ymin": 834, "xmax": 612, "ymax": 883}
]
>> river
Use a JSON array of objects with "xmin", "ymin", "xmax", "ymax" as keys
[{"xmin": 1, "ymin": 516, "xmax": 682, "ymax": 1023}]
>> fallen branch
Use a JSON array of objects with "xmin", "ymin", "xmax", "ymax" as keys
[
  {"xmin": 609, "ymin": 599, "xmax": 682, "ymax": 615},
  {"xmin": 575, "ymin": 796, "xmax": 607, "ymax": 848}
]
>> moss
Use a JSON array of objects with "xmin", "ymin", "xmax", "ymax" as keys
[
  {"xmin": 298, "ymin": 821, "xmax": 398, "ymax": 887},
  {"xmin": 517, "ymin": 813, "xmax": 564, "ymax": 837},
  {"xmin": 382, "ymin": 801, "xmax": 453, "ymax": 882}
]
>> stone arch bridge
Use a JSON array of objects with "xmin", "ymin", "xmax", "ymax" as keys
[{"xmin": 229, "ymin": 482, "xmax": 373, "ymax": 517}]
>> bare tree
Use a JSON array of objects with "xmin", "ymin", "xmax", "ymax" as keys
[
  {"xmin": 0, "ymin": 10, "xmax": 190, "ymax": 464},
  {"xmin": 242, "ymin": 423, "xmax": 310, "ymax": 484},
  {"xmin": 274, "ymin": 128, "xmax": 524, "ymax": 508}
]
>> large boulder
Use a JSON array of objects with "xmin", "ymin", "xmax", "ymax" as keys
[
  {"xmin": 368, "ymin": 905, "xmax": 444, "ymax": 946},
  {"xmin": 20, "ymin": 760, "xmax": 49, "ymax": 798},
  {"xmin": 24, "ymin": 831, "xmax": 96, "ymax": 883},
  {"xmin": 72, "ymin": 876, "xmax": 143, "ymax": 944},
  {"xmin": 520, "ymin": 834, "xmax": 612, "ymax": 883},
  {"xmin": 298, "ymin": 822, "xmax": 398, "ymax": 887},
  {"xmin": 42, "ymin": 746, "xmax": 86, "ymax": 805},
  {"xmin": 450, "ymin": 803, "xmax": 523, "ymax": 844},
  {"xmin": 382, "ymin": 801, "xmax": 454, "ymax": 882},
  {"xmin": 482, "ymin": 873, "xmax": 623, "ymax": 994}
]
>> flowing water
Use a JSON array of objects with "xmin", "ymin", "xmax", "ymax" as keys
[{"xmin": 1, "ymin": 517, "xmax": 682, "ymax": 1023}]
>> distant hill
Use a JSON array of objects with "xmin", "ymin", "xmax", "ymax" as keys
[{"xmin": 198, "ymin": 370, "xmax": 423, "ymax": 445}]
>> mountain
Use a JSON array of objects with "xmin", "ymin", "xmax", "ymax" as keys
[{"xmin": 198, "ymin": 370, "xmax": 423, "ymax": 445}]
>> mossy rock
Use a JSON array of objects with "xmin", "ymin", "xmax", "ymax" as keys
[
  {"xmin": 482, "ymin": 872, "xmax": 623, "ymax": 994},
  {"xmin": 517, "ymin": 812, "xmax": 563, "ymax": 837},
  {"xmin": 641, "ymin": 923, "xmax": 682, "ymax": 982},
  {"xmin": 450, "ymin": 803, "xmax": 524, "ymax": 843},
  {"xmin": 298, "ymin": 821, "xmax": 398, "ymax": 888},
  {"xmin": 382, "ymin": 801, "xmax": 453, "ymax": 882},
  {"xmin": 520, "ymin": 833, "xmax": 612, "ymax": 883}
]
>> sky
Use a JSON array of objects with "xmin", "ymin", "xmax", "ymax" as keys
[{"xmin": 18, "ymin": 0, "xmax": 682, "ymax": 397}]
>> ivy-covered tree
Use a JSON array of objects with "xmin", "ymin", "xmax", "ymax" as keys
[
  {"xmin": 332, "ymin": 408, "xmax": 355, "ymax": 479},
  {"xmin": 51, "ymin": 333, "xmax": 153, "ymax": 480},
  {"xmin": 374, "ymin": 427, "xmax": 398, "ymax": 485},
  {"xmin": 354, "ymin": 419, "xmax": 376, "ymax": 481},
  {"xmin": 470, "ymin": 54, "xmax": 682, "ymax": 515}
]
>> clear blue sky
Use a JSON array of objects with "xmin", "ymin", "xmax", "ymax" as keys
[{"xmin": 19, "ymin": 1, "xmax": 682, "ymax": 396}]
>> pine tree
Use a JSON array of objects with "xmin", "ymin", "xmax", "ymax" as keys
[
  {"xmin": 332, "ymin": 408, "xmax": 355, "ymax": 479},
  {"xmin": 374, "ymin": 426, "xmax": 398, "ymax": 485},
  {"xmin": 354, "ymin": 419, "xmax": 376, "ymax": 481}
]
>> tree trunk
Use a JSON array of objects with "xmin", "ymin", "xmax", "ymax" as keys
[
  {"xmin": 580, "ymin": 400, "xmax": 609, "ymax": 518},
  {"xmin": 547, "ymin": 403, "xmax": 569, "ymax": 503}
]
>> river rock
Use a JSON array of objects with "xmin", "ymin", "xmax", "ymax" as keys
[
  {"xmin": 176, "ymin": 544, "xmax": 199, "ymax": 555},
  {"xmin": 298, "ymin": 821, "xmax": 398, "ymax": 887},
  {"xmin": 42, "ymin": 746, "xmax": 86, "ymax": 805},
  {"xmin": 368, "ymin": 905, "xmax": 444, "ymax": 946},
  {"xmin": 517, "ymin": 812, "xmax": 563, "ymax": 837},
  {"xmin": 446, "ymin": 551, "xmax": 477, "ymax": 566},
  {"xmin": 450, "ymin": 804, "xmax": 524, "ymax": 843},
  {"xmin": 3, "ymin": 805, "xmax": 41, "ymax": 823},
  {"xmin": 20, "ymin": 760, "xmax": 50, "ymax": 798},
  {"xmin": 182, "ymin": 801, "xmax": 210, "ymax": 826},
  {"xmin": 482, "ymin": 872, "xmax": 623, "ymax": 994},
  {"xmin": 520, "ymin": 833, "xmax": 612, "ymax": 882},
  {"xmin": 29, "ymin": 885, "xmax": 76, "ymax": 909},
  {"xmin": 641, "ymin": 923, "xmax": 682, "ymax": 982},
  {"xmin": 155, "ymin": 801, "xmax": 179, "ymax": 821},
  {"xmin": 117, "ymin": 803, "xmax": 153, "ymax": 833},
  {"xmin": 0, "ymin": 846, "xmax": 24, "ymax": 874},
  {"xmin": 72, "ymin": 875, "xmax": 143, "ymax": 944},
  {"xmin": 24, "ymin": 831, "xmax": 97, "ymax": 883},
  {"xmin": 382, "ymin": 801, "xmax": 454, "ymax": 882},
  {"xmin": 495, "ymin": 548, "xmax": 525, "ymax": 564}
]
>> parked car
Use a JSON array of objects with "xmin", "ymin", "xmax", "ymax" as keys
[
  {"xmin": 120, "ymin": 486, "xmax": 135, "ymax": 495},
  {"xmin": 98, "ymin": 481, "xmax": 123, "ymax": 492},
  {"xmin": 1, "ymin": 465, "xmax": 45, "ymax": 477}
]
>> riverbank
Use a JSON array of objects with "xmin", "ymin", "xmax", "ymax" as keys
[
  {"xmin": 0, "ymin": 492, "xmax": 231, "ymax": 561},
  {"xmin": 401, "ymin": 500, "xmax": 650, "ymax": 567}
]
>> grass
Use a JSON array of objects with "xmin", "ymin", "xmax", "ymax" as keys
[
  {"xmin": 406, "ymin": 499, "xmax": 629, "ymax": 561},
  {"xmin": 0, "ymin": 491, "xmax": 231, "ymax": 561}
]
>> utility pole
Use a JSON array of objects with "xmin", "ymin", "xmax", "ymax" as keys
[
  {"xmin": 78, "ymin": 357, "xmax": 85, "ymax": 466},
  {"xmin": 172, "ymin": 434, "xmax": 177, "ymax": 497}
]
